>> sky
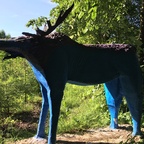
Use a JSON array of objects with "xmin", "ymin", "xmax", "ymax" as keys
[{"xmin": 0, "ymin": 0, "xmax": 57, "ymax": 37}]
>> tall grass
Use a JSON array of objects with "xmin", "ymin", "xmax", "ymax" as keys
[
  {"xmin": 58, "ymin": 84, "xmax": 109, "ymax": 133},
  {"xmin": 2, "ymin": 83, "xmax": 141, "ymax": 143}
]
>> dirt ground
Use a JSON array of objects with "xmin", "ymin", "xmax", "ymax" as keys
[
  {"xmin": 8, "ymin": 124, "xmax": 144, "ymax": 144},
  {"xmin": 6, "ymin": 105, "xmax": 144, "ymax": 144}
]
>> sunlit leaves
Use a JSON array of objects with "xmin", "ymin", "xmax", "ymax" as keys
[
  {"xmin": 89, "ymin": 6, "xmax": 97, "ymax": 20},
  {"xmin": 24, "ymin": 0, "xmax": 141, "ymax": 45},
  {"xmin": 78, "ymin": 11, "xmax": 84, "ymax": 20},
  {"xmin": 50, "ymin": 0, "xmax": 140, "ymax": 45},
  {"xmin": 0, "ymin": 31, "xmax": 39, "ymax": 116},
  {"xmin": 26, "ymin": 16, "xmax": 48, "ymax": 30}
]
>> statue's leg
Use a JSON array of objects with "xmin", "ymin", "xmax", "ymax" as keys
[
  {"xmin": 120, "ymin": 75, "xmax": 143, "ymax": 136},
  {"xmin": 29, "ymin": 63, "xmax": 49, "ymax": 139},
  {"xmin": 104, "ymin": 77, "xmax": 123, "ymax": 129},
  {"xmin": 48, "ymin": 87, "xmax": 64, "ymax": 144},
  {"xmin": 35, "ymin": 84, "xmax": 49, "ymax": 138}
]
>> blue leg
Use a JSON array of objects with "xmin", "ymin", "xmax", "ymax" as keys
[
  {"xmin": 29, "ymin": 63, "xmax": 50, "ymax": 139},
  {"xmin": 29, "ymin": 63, "xmax": 66, "ymax": 143},
  {"xmin": 35, "ymin": 84, "xmax": 49, "ymax": 138},
  {"xmin": 104, "ymin": 77, "xmax": 123, "ymax": 129},
  {"xmin": 48, "ymin": 88, "xmax": 64, "ymax": 144},
  {"xmin": 120, "ymin": 75, "xmax": 143, "ymax": 136}
]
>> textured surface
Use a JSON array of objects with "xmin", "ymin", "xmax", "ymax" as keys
[
  {"xmin": 7, "ymin": 124, "xmax": 144, "ymax": 144},
  {"xmin": 84, "ymin": 44, "xmax": 134, "ymax": 51}
]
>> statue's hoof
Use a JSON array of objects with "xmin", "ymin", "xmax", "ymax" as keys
[
  {"xmin": 29, "ymin": 137, "xmax": 47, "ymax": 144},
  {"xmin": 132, "ymin": 132, "xmax": 144, "ymax": 138},
  {"xmin": 109, "ymin": 124, "xmax": 119, "ymax": 129}
]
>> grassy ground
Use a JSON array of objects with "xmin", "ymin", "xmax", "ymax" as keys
[{"xmin": 0, "ymin": 83, "xmax": 133, "ymax": 143}]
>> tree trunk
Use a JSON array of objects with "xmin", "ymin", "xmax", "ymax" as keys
[{"xmin": 140, "ymin": 0, "xmax": 144, "ymax": 64}]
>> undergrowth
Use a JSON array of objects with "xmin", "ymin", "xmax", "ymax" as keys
[
  {"xmin": 1, "ymin": 83, "xmax": 143, "ymax": 143},
  {"xmin": 58, "ymin": 84, "xmax": 109, "ymax": 133}
]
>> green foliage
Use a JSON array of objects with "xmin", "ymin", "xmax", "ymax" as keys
[
  {"xmin": 0, "ymin": 30, "xmax": 41, "ymax": 142},
  {"xmin": 26, "ymin": 16, "xmax": 48, "ymax": 30},
  {"xmin": 26, "ymin": 1, "xmax": 141, "ymax": 46},
  {"xmin": 58, "ymin": 84, "xmax": 109, "ymax": 133},
  {"xmin": 51, "ymin": 0, "xmax": 141, "ymax": 45},
  {"xmin": 0, "ymin": 57, "xmax": 39, "ymax": 115},
  {"xmin": 3, "ymin": 83, "xmax": 136, "ymax": 143},
  {"xmin": 0, "ymin": 30, "xmax": 40, "ymax": 116},
  {"xmin": 0, "ymin": 117, "xmax": 17, "ymax": 143}
]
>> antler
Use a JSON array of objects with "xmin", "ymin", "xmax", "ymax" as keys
[{"xmin": 23, "ymin": 3, "xmax": 74, "ymax": 37}]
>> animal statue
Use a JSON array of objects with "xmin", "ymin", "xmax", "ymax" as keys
[{"xmin": 0, "ymin": 4, "xmax": 143, "ymax": 144}]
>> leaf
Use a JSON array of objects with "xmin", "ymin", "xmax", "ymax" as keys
[
  {"xmin": 91, "ymin": 7, "xmax": 97, "ymax": 20},
  {"xmin": 91, "ymin": 12, "xmax": 97, "ymax": 20},
  {"xmin": 78, "ymin": 12, "xmax": 84, "ymax": 19},
  {"xmin": 117, "ymin": 15, "xmax": 121, "ymax": 21},
  {"xmin": 88, "ymin": 8, "xmax": 94, "ymax": 14},
  {"xmin": 82, "ymin": 28, "xmax": 88, "ymax": 34}
]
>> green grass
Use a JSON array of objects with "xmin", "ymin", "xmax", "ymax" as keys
[
  {"xmin": 1, "ymin": 83, "xmax": 142, "ymax": 143},
  {"xmin": 58, "ymin": 84, "xmax": 109, "ymax": 133}
]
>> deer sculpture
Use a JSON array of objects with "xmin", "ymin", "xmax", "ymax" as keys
[{"xmin": 0, "ymin": 4, "xmax": 143, "ymax": 144}]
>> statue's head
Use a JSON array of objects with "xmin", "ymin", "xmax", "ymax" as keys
[{"xmin": 0, "ymin": 4, "xmax": 74, "ymax": 61}]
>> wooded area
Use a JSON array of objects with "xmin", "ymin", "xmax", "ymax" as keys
[{"xmin": 1, "ymin": 0, "xmax": 144, "ymax": 143}]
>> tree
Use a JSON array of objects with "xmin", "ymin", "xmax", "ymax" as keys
[
  {"xmin": 26, "ymin": 0, "xmax": 141, "ymax": 45},
  {"xmin": 0, "ymin": 30, "xmax": 11, "ymax": 39},
  {"xmin": 0, "ymin": 30, "xmax": 39, "ymax": 116},
  {"xmin": 140, "ymin": 0, "xmax": 144, "ymax": 64},
  {"xmin": 50, "ymin": 0, "xmax": 141, "ymax": 45}
]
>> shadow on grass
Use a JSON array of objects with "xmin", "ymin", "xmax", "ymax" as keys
[
  {"xmin": 4, "ymin": 110, "xmax": 40, "ymax": 140},
  {"xmin": 12, "ymin": 111, "xmax": 39, "ymax": 123}
]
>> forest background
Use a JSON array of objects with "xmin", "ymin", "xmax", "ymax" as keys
[{"xmin": 0, "ymin": 0, "xmax": 144, "ymax": 143}]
